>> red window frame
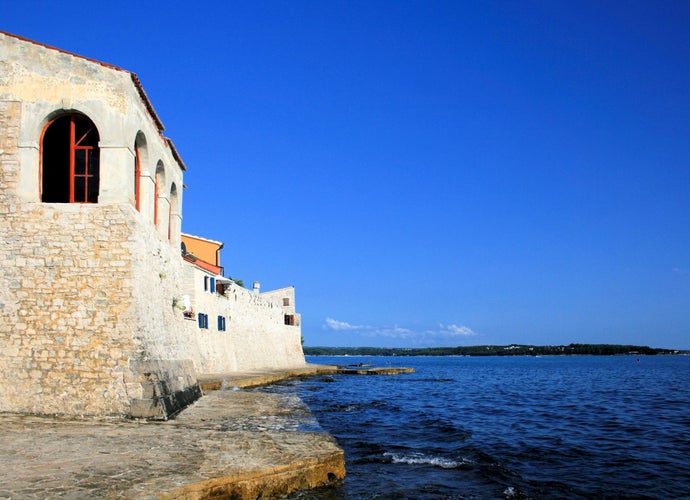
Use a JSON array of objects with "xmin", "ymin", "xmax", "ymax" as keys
[
  {"xmin": 41, "ymin": 114, "xmax": 99, "ymax": 204},
  {"xmin": 70, "ymin": 118, "xmax": 98, "ymax": 203}
]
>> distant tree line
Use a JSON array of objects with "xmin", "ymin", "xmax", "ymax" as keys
[{"xmin": 303, "ymin": 343, "xmax": 684, "ymax": 357}]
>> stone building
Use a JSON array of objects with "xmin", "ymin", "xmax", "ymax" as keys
[{"xmin": 0, "ymin": 31, "xmax": 305, "ymax": 419}]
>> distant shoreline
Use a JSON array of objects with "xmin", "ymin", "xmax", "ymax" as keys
[{"xmin": 304, "ymin": 344, "xmax": 687, "ymax": 357}]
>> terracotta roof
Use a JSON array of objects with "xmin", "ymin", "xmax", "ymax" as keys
[
  {"xmin": 183, "ymin": 254, "xmax": 222, "ymax": 275},
  {"xmin": 130, "ymin": 73, "xmax": 165, "ymax": 133},
  {"xmin": 166, "ymin": 137, "xmax": 187, "ymax": 171}
]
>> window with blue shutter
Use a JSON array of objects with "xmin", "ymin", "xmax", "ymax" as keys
[
  {"xmin": 210, "ymin": 277, "xmax": 215, "ymax": 293},
  {"xmin": 204, "ymin": 276, "xmax": 209, "ymax": 291}
]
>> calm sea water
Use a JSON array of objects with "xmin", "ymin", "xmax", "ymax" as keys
[{"xmin": 258, "ymin": 355, "xmax": 690, "ymax": 499}]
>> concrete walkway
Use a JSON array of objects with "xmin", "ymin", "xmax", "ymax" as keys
[{"xmin": 0, "ymin": 365, "xmax": 344, "ymax": 499}]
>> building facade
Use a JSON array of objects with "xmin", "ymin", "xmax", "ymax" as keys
[{"xmin": 0, "ymin": 31, "xmax": 305, "ymax": 419}]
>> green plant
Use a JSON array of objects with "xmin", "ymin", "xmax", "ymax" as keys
[{"xmin": 229, "ymin": 277, "xmax": 244, "ymax": 287}]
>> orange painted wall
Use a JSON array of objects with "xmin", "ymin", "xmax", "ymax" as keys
[{"xmin": 181, "ymin": 234, "xmax": 222, "ymax": 266}]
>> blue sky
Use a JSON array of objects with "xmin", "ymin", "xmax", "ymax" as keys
[{"xmin": 5, "ymin": 1, "xmax": 690, "ymax": 349}]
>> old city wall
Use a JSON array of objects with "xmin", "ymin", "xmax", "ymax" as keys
[
  {"xmin": 183, "ymin": 272, "xmax": 305, "ymax": 375},
  {"xmin": 0, "ymin": 32, "xmax": 200, "ymax": 417}
]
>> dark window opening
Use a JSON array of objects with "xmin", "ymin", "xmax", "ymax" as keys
[
  {"xmin": 284, "ymin": 314, "xmax": 295, "ymax": 326},
  {"xmin": 42, "ymin": 114, "xmax": 100, "ymax": 203}
]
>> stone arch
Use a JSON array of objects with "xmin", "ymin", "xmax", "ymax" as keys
[
  {"xmin": 154, "ymin": 161, "xmax": 167, "ymax": 236},
  {"xmin": 40, "ymin": 112, "xmax": 100, "ymax": 203},
  {"xmin": 169, "ymin": 182, "xmax": 179, "ymax": 243},
  {"xmin": 134, "ymin": 131, "xmax": 148, "ymax": 211}
]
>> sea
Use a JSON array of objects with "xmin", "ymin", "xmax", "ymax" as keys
[{"xmin": 252, "ymin": 355, "xmax": 690, "ymax": 499}]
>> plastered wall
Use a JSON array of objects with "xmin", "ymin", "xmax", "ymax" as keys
[{"xmin": 182, "ymin": 266, "xmax": 305, "ymax": 374}]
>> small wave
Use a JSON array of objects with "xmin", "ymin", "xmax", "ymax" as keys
[
  {"xmin": 322, "ymin": 400, "xmax": 397, "ymax": 413},
  {"xmin": 384, "ymin": 451, "xmax": 472, "ymax": 469}
]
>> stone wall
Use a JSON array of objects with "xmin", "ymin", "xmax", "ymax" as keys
[
  {"xmin": 0, "ymin": 192, "xmax": 202, "ymax": 417},
  {"xmin": 182, "ymin": 266, "xmax": 305, "ymax": 374}
]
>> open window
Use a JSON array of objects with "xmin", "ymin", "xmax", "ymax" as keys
[{"xmin": 41, "ymin": 114, "xmax": 100, "ymax": 203}]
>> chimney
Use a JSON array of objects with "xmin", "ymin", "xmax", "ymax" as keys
[{"xmin": 253, "ymin": 281, "xmax": 260, "ymax": 293}]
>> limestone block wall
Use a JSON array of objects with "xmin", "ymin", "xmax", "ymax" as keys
[
  {"xmin": 0, "ymin": 179, "xmax": 201, "ymax": 416},
  {"xmin": 183, "ymin": 265, "xmax": 306, "ymax": 374},
  {"xmin": 0, "ymin": 202, "xmax": 136, "ymax": 415},
  {"xmin": 0, "ymin": 200, "xmax": 202, "ymax": 416}
]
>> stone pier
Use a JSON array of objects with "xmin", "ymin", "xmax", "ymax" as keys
[{"xmin": 0, "ymin": 366, "xmax": 344, "ymax": 499}]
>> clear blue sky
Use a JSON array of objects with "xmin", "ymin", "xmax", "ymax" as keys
[{"xmin": 5, "ymin": 1, "xmax": 690, "ymax": 349}]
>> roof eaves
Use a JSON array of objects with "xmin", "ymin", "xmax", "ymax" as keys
[
  {"xmin": 181, "ymin": 232, "xmax": 224, "ymax": 247},
  {"xmin": 130, "ymin": 73, "xmax": 165, "ymax": 133},
  {"xmin": 166, "ymin": 137, "xmax": 187, "ymax": 171},
  {"xmin": 183, "ymin": 254, "xmax": 222, "ymax": 275}
]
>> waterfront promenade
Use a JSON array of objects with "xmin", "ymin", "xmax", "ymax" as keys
[{"xmin": 0, "ymin": 365, "xmax": 344, "ymax": 499}]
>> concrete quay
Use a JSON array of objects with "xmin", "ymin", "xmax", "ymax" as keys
[
  {"xmin": 197, "ymin": 364, "xmax": 339, "ymax": 391},
  {"xmin": 0, "ymin": 365, "xmax": 344, "ymax": 500},
  {"xmin": 196, "ymin": 363, "xmax": 416, "ymax": 391}
]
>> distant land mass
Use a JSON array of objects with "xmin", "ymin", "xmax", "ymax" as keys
[{"xmin": 304, "ymin": 344, "xmax": 687, "ymax": 357}]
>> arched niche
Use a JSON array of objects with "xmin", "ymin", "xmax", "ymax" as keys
[{"xmin": 134, "ymin": 131, "xmax": 148, "ymax": 211}]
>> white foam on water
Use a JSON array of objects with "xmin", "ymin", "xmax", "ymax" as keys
[{"xmin": 384, "ymin": 451, "xmax": 471, "ymax": 469}]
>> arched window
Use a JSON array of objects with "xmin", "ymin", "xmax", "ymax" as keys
[{"xmin": 41, "ymin": 114, "xmax": 100, "ymax": 203}]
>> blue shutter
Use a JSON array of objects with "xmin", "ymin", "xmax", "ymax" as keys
[
  {"xmin": 198, "ymin": 313, "xmax": 203, "ymax": 328},
  {"xmin": 210, "ymin": 277, "xmax": 215, "ymax": 293}
]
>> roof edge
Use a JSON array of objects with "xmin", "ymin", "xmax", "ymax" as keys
[
  {"xmin": 166, "ymin": 137, "xmax": 187, "ymax": 171},
  {"xmin": 130, "ymin": 73, "xmax": 165, "ymax": 133},
  {"xmin": 0, "ymin": 29, "xmax": 128, "ymax": 74},
  {"xmin": 0, "ymin": 30, "xmax": 167, "ymax": 134},
  {"xmin": 181, "ymin": 233, "xmax": 224, "ymax": 247}
]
